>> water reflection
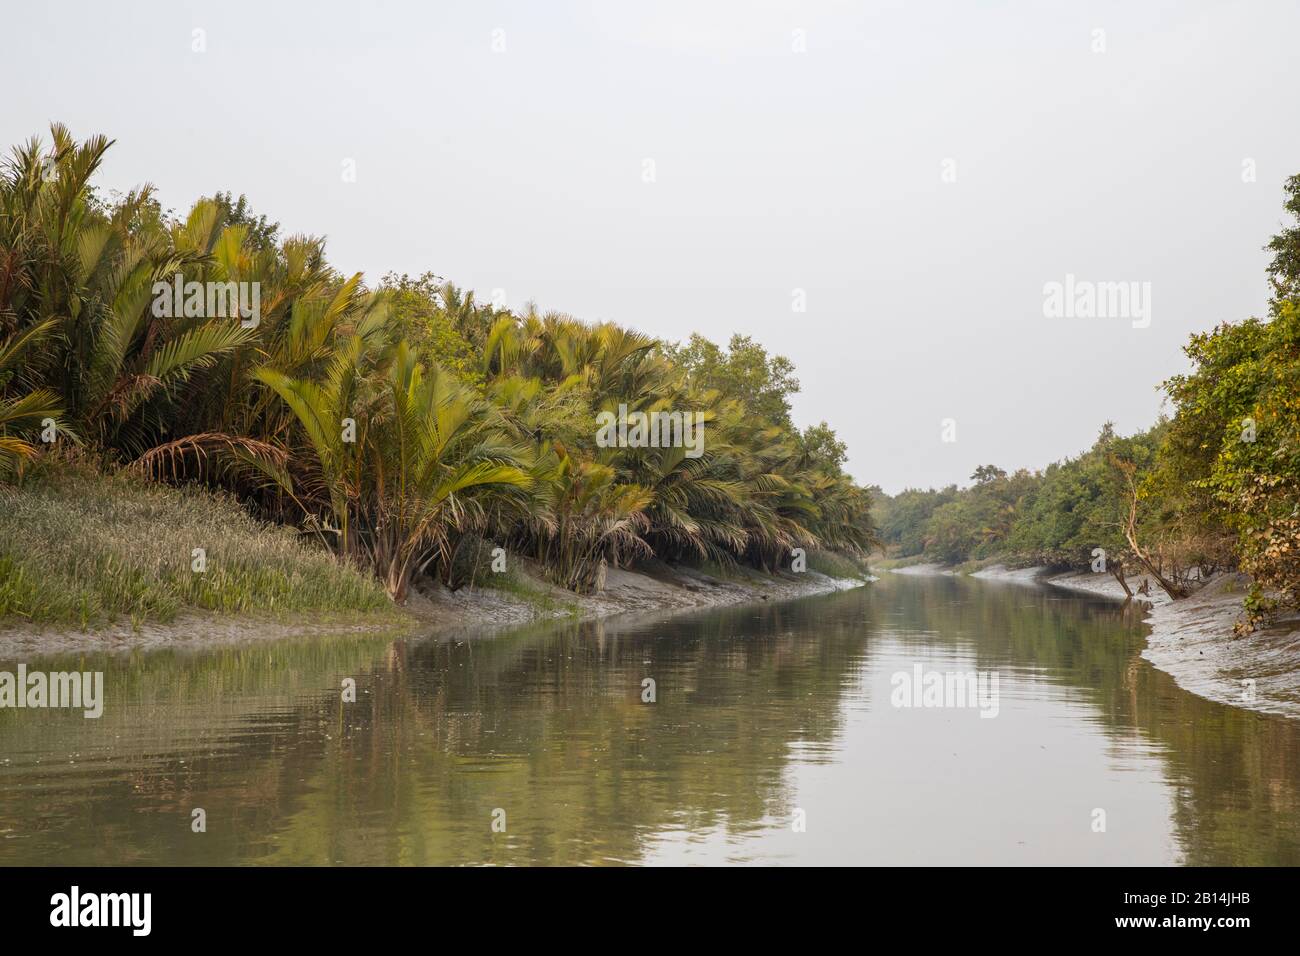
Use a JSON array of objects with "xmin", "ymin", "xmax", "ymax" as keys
[{"xmin": 0, "ymin": 575, "xmax": 1296, "ymax": 864}]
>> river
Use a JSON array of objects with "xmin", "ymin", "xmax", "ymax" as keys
[{"xmin": 1, "ymin": 574, "xmax": 1297, "ymax": 865}]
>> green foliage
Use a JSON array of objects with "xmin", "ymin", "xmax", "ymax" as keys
[
  {"xmin": 799, "ymin": 422, "xmax": 848, "ymax": 476},
  {"xmin": 665, "ymin": 333, "xmax": 800, "ymax": 428},
  {"xmin": 0, "ymin": 125, "xmax": 876, "ymax": 610},
  {"xmin": 1266, "ymin": 173, "xmax": 1300, "ymax": 302},
  {"xmin": 210, "ymin": 191, "xmax": 279, "ymax": 251},
  {"xmin": 1162, "ymin": 302, "xmax": 1300, "ymax": 626},
  {"xmin": 923, "ymin": 468, "xmax": 1036, "ymax": 564},
  {"xmin": 875, "ymin": 424, "xmax": 1207, "ymax": 580},
  {"xmin": 873, "ymin": 486, "xmax": 957, "ymax": 557},
  {"xmin": 380, "ymin": 273, "xmax": 483, "ymax": 383},
  {"xmin": 1006, "ymin": 424, "xmax": 1147, "ymax": 567},
  {"xmin": 0, "ymin": 319, "xmax": 64, "ymax": 476}
]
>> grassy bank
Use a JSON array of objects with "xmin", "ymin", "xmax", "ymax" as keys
[{"xmin": 0, "ymin": 472, "xmax": 391, "ymax": 628}]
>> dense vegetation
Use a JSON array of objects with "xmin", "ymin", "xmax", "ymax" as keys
[
  {"xmin": 0, "ymin": 126, "xmax": 874, "ymax": 616},
  {"xmin": 875, "ymin": 174, "xmax": 1300, "ymax": 629}
]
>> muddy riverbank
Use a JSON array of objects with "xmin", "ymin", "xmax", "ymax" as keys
[
  {"xmin": 0, "ymin": 559, "xmax": 864, "ymax": 659},
  {"xmin": 960, "ymin": 564, "xmax": 1300, "ymax": 719}
]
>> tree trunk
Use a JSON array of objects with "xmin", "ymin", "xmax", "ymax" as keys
[
  {"xmin": 1118, "ymin": 468, "xmax": 1189, "ymax": 600},
  {"xmin": 1108, "ymin": 558, "xmax": 1133, "ymax": 598}
]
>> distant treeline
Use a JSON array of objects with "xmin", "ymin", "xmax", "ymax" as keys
[
  {"xmin": 0, "ymin": 125, "xmax": 874, "ymax": 606},
  {"xmin": 874, "ymin": 174, "xmax": 1300, "ymax": 629}
]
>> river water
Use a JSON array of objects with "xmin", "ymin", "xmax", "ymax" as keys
[{"xmin": 1, "ymin": 574, "xmax": 1297, "ymax": 865}]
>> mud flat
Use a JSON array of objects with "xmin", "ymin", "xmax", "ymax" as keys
[
  {"xmin": 403, "ymin": 560, "xmax": 864, "ymax": 637},
  {"xmin": 960, "ymin": 564, "xmax": 1300, "ymax": 719},
  {"xmin": 0, "ymin": 560, "xmax": 865, "ymax": 660}
]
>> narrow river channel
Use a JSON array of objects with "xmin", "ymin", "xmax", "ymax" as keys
[{"xmin": 2, "ymin": 574, "xmax": 1296, "ymax": 865}]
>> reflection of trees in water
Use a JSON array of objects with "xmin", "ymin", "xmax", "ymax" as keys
[
  {"xmin": 0, "ymin": 634, "xmax": 404, "ymax": 864},
  {"xmin": 267, "ymin": 593, "xmax": 884, "ymax": 865},
  {"xmin": 2, "ymin": 579, "xmax": 1296, "ymax": 865},
  {"xmin": 0, "ymin": 593, "xmax": 881, "ymax": 865},
  {"xmin": 878, "ymin": 575, "xmax": 1300, "ymax": 865}
]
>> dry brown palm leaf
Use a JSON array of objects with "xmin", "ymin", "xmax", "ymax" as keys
[{"xmin": 130, "ymin": 432, "xmax": 288, "ymax": 484}]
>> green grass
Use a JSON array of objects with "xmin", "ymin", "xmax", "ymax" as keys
[
  {"xmin": 445, "ymin": 535, "xmax": 580, "ymax": 617},
  {"xmin": 692, "ymin": 551, "xmax": 871, "ymax": 581},
  {"xmin": 0, "ymin": 472, "xmax": 392, "ymax": 628},
  {"xmin": 805, "ymin": 549, "xmax": 872, "ymax": 580},
  {"xmin": 483, "ymin": 566, "xmax": 581, "ymax": 617},
  {"xmin": 688, "ymin": 558, "xmax": 763, "ymax": 581}
]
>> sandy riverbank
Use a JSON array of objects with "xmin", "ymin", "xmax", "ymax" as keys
[
  {"xmin": 410, "ymin": 558, "xmax": 863, "ymax": 629},
  {"xmin": 930, "ymin": 563, "xmax": 1300, "ymax": 719},
  {"xmin": 0, "ymin": 560, "xmax": 865, "ymax": 660}
]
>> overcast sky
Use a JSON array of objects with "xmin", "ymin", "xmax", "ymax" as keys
[{"xmin": 6, "ymin": 1, "xmax": 1298, "ymax": 492}]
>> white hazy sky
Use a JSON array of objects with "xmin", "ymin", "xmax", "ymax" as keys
[{"xmin": 6, "ymin": 1, "xmax": 1298, "ymax": 492}]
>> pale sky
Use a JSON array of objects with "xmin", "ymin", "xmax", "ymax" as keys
[{"xmin": 6, "ymin": 1, "xmax": 1298, "ymax": 492}]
